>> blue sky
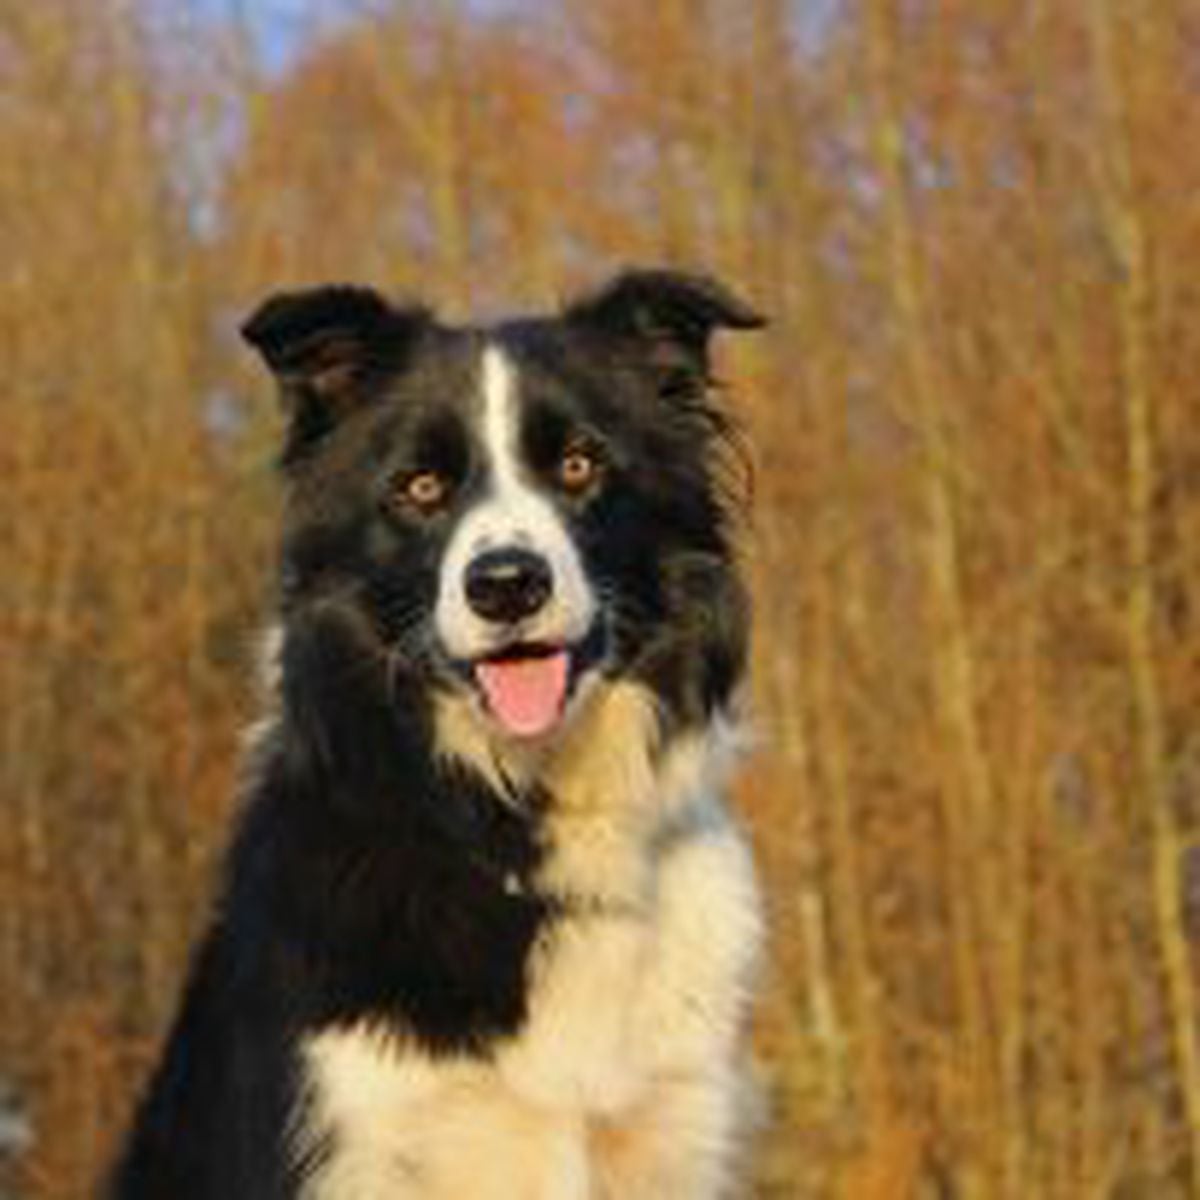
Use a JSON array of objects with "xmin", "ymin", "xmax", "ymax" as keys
[
  {"xmin": 183, "ymin": 0, "xmax": 841, "ymax": 74},
  {"xmin": 183, "ymin": 0, "xmax": 532, "ymax": 73},
  {"xmin": 183, "ymin": 0, "xmax": 357, "ymax": 72}
]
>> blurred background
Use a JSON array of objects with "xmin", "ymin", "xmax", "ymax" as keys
[{"xmin": 2, "ymin": 1, "xmax": 1200, "ymax": 1196}]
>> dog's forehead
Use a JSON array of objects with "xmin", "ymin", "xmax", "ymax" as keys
[
  {"xmin": 388, "ymin": 317, "xmax": 603, "ymax": 438},
  {"xmin": 488, "ymin": 318, "xmax": 626, "ymax": 423}
]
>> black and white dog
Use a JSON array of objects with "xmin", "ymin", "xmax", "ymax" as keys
[{"xmin": 111, "ymin": 269, "xmax": 766, "ymax": 1199}]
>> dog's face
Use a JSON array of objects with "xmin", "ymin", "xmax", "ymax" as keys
[{"xmin": 243, "ymin": 270, "xmax": 763, "ymax": 750}]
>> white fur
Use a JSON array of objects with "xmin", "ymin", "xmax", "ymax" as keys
[
  {"xmin": 298, "ymin": 1036, "xmax": 589, "ymax": 1200},
  {"xmin": 434, "ymin": 345, "xmax": 595, "ymax": 662},
  {"xmin": 298, "ymin": 700, "xmax": 763, "ymax": 1199}
]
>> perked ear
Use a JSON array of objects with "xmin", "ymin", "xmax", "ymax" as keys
[
  {"xmin": 565, "ymin": 268, "xmax": 765, "ymax": 367},
  {"xmin": 241, "ymin": 285, "xmax": 431, "ymax": 461}
]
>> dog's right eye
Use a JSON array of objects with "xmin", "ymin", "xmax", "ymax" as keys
[{"xmin": 390, "ymin": 470, "xmax": 452, "ymax": 516}]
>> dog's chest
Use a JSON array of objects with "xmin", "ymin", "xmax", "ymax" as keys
[
  {"xmin": 297, "ymin": 812, "xmax": 761, "ymax": 1199},
  {"xmin": 496, "ymin": 886, "xmax": 661, "ymax": 1112},
  {"xmin": 500, "ymin": 810, "xmax": 758, "ymax": 1105}
]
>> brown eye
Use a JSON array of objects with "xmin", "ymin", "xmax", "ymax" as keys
[
  {"xmin": 398, "ymin": 470, "xmax": 450, "ymax": 514},
  {"xmin": 559, "ymin": 445, "xmax": 600, "ymax": 494}
]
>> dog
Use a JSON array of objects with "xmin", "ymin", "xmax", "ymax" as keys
[{"xmin": 109, "ymin": 269, "xmax": 766, "ymax": 1199}]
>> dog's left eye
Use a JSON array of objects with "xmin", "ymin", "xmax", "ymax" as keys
[{"xmin": 558, "ymin": 444, "xmax": 601, "ymax": 494}]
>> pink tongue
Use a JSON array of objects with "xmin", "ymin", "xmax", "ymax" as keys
[{"xmin": 476, "ymin": 651, "xmax": 569, "ymax": 738}]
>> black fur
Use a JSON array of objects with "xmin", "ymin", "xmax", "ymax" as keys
[{"xmin": 109, "ymin": 269, "xmax": 763, "ymax": 1199}]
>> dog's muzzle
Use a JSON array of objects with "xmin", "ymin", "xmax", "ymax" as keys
[{"xmin": 464, "ymin": 548, "xmax": 553, "ymax": 625}]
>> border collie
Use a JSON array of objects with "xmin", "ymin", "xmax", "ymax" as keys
[{"xmin": 110, "ymin": 269, "xmax": 766, "ymax": 1199}]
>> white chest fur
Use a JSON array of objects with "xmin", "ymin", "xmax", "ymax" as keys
[
  {"xmin": 298, "ymin": 702, "xmax": 763, "ymax": 1200},
  {"xmin": 497, "ymin": 800, "xmax": 761, "ymax": 1115}
]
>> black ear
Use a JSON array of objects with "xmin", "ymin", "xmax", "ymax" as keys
[
  {"xmin": 565, "ymin": 268, "xmax": 765, "ymax": 367},
  {"xmin": 241, "ymin": 285, "xmax": 431, "ymax": 461}
]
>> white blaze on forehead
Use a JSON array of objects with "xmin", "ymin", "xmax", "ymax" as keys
[
  {"xmin": 433, "ymin": 342, "xmax": 595, "ymax": 663},
  {"xmin": 482, "ymin": 344, "xmax": 522, "ymax": 490}
]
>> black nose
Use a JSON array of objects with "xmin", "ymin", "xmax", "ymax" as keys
[{"xmin": 464, "ymin": 548, "xmax": 553, "ymax": 624}]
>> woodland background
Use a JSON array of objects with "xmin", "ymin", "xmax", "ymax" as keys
[{"xmin": 3, "ymin": 1, "xmax": 1200, "ymax": 1196}]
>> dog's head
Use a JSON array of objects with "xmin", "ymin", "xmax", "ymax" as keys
[{"xmin": 243, "ymin": 270, "xmax": 764, "ymax": 758}]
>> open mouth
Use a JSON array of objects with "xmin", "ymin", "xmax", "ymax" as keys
[
  {"xmin": 473, "ymin": 643, "xmax": 572, "ymax": 739},
  {"xmin": 448, "ymin": 620, "xmax": 607, "ymax": 742}
]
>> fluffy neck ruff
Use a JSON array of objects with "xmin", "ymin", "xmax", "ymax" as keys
[{"xmin": 434, "ymin": 678, "xmax": 747, "ymax": 908}]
